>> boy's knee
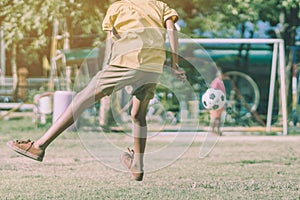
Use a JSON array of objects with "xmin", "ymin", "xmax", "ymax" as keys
[
  {"xmin": 131, "ymin": 112, "xmax": 146, "ymax": 125},
  {"xmin": 131, "ymin": 112, "xmax": 140, "ymax": 121}
]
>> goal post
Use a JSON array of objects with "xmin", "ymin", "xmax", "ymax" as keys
[{"xmin": 178, "ymin": 38, "xmax": 287, "ymax": 135}]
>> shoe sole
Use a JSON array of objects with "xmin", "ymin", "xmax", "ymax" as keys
[{"xmin": 7, "ymin": 141, "xmax": 43, "ymax": 162}]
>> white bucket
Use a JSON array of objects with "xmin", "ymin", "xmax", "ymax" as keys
[
  {"xmin": 38, "ymin": 96, "xmax": 52, "ymax": 114},
  {"xmin": 52, "ymin": 91, "xmax": 76, "ymax": 130}
]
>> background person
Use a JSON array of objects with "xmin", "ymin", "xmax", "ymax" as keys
[{"xmin": 209, "ymin": 67, "xmax": 226, "ymax": 136}]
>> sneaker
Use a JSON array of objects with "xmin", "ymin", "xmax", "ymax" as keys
[
  {"xmin": 7, "ymin": 140, "xmax": 45, "ymax": 162},
  {"xmin": 121, "ymin": 148, "xmax": 144, "ymax": 181}
]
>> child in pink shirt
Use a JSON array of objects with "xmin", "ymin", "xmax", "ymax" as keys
[{"xmin": 210, "ymin": 70, "xmax": 226, "ymax": 135}]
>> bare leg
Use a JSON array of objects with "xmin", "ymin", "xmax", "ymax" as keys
[
  {"xmin": 215, "ymin": 117, "xmax": 221, "ymax": 136},
  {"xmin": 130, "ymin": 96, "xmax": 150, "ymax": 171},
  {"xmin": 210, "ymin": 116, "xmax": 217, "ymax": 134},
  {"xmin": 34, "ymin": 87, "xmax": 106, "ymax": 150},
  {"xmin": 211, "ymin": 117, "xmax": 221, "ymax": 136}
]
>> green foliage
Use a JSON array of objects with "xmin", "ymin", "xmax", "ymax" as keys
[
  {"xmin": 0, "ymin": 0, "xmax": 111, "ymax": 73},
  {"xmin": 165, "ymin": 0, "xmax": 299, "ymax": 40},
  {"xmin": 1, "ymin": 0, "xmax": 300, "ymax": 75},
  {"xmin": 0, "ymin": 0, "xmax": 110, "ymax": 48},
  {"xmin": 1, "ymin": 0, "xmax": 299, "ymax": 47}
]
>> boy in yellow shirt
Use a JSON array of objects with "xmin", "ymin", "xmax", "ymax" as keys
[{"xmin": 7, "ymin": 0, "xmax": 186, "ymax": 181}]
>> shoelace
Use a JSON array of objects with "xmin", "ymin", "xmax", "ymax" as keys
[
  {"xmin": 15, "ymin": 139, "xmax": 35, "ymax": 152},
  {"xmin": 16, "ymin": 139, "xmax": 32, "ymax": 144}
]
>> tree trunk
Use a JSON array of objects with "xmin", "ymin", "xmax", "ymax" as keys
[
  {"xmin": 11, "ymin": 43, "xmax": 18, "ymax": 101},
  {"xmin": 49, "ymin": 18, "xmax": 59, "ymax": 91},
  {"xmin": 282, "ymin": 5, "xmax": 300, "ymax": 117}
]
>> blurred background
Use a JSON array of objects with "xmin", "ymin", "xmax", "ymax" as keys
[{"xmin": 0, "ymin": 0, "xmax": 299, "ymax": 132}]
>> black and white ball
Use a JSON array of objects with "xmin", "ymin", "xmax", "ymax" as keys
[{"xmin": 202, "ymin": 88, "xmax": 226, "ymax": 110}]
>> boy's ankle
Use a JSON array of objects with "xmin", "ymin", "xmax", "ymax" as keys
[
  {"xmin": 132, "ymin": 153, "xmax": 144, "ymax": 170},
  {"xmin": 33, "ymin": 142, "xmax": 46, "ymax": 151}
]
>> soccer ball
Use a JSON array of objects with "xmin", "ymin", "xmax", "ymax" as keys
[{"xmin": 202, "ymin": 88, "xmax": 226, "ymax": 110}]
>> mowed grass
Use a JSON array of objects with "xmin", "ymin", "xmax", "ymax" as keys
[{"xmin": 1, "ymin": 118, "xmax": 300, "ymax": 199}]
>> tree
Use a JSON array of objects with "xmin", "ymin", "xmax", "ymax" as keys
[
  {"xmin": 0, "ymin": 0, "xmax": 113, "ymax": 99},
  {"xmin": 164, "ymin": 0, "xmax": 299, "ymax": 44},
  {"xmin": 1, "ymin": 0, "xmax": 50, "ymax": 99}
]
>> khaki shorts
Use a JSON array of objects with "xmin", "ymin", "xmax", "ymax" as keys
[{"xmin": 89, "ymin": 65, "xmax": 160, "ymax": 101}]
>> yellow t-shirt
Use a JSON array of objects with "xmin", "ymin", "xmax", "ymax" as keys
[{"xmin": 102, "ymin": 0, "xmax": 178, "ymax": 73}]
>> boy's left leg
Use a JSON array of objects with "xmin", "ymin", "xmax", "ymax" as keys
[{"xmin": 121, "ymin": 96, "xmax": 150, "ymax": 181}]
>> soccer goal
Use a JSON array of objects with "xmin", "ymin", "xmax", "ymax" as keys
[{"xmin": 179, "ymin": 38, "xmax": 287, "ymax": 135}]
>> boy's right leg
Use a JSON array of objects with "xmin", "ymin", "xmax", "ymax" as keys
[
  {"xmin": 7, "ymin": 82, "xmax": 106, "ymax": 161},
  {"xmin": 35, "ymin": 89, "xmax": 106, "ymax": 150}
]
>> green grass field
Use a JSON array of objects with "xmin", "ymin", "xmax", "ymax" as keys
[{"xmin": 1, "ymin": 118, "xmax": 300, "ymax": 199}]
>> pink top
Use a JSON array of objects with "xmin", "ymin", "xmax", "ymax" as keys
[
  {"xmin": 210, "ymin": 77, "xmax": 225, "ymax": 93},
  {"xmin": 209, "ymin": 77, "xmax": 225, "ymax": 118}
]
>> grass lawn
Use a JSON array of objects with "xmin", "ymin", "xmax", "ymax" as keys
[{"xmin": 1, "ymin": 118, "xmax": 300, "ymax": 199}]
